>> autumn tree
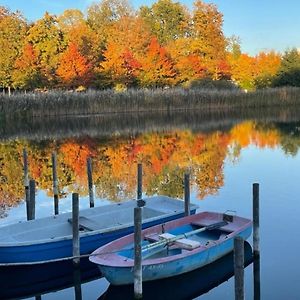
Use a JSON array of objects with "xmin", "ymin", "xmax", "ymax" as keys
[
  {"xmin": 139, "ymin": 37, "xmax": 176, "ymax": 87},
  {"xmin": 58, "ymin": 9, "xmax": 99, "ymax": 63},
  {"xmin": 100, "ymin": 41, "xmax": 141, "ymax": 88},
  {"xmin": 56, "ymin": 42, "xmax": 92, "ymax": 88},
  {"xmin": 139, "ymin": 0, "xmax": 189, "ymax": 45},
  {"xmin": 87, "ymin": 0, "xmax": 133, "ymax": 51},
  {"xmin": 190, "ymin": 0, "xmax": 226, "ymax": 77},
  {"xmin": 26, "ymin": 12, "xmax": 65, "ymax": 86},
  {"xmin": 12, "ymin": 43, "xmax": 41, "ymax": 90},
  {"xmin": 229, "ymin": 53, "xmax": 256, "ymax": 90},
  {"xmin": 254, "ymin": 51, "xmax": 281, "ymax": 88},
  {"xmin": 0, "ymin": 7, "xmax": 27, "ymax": 94}
]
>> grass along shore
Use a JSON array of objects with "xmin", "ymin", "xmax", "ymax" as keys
[{"xmin": 1, "ymin": 87, "xmax": 300, "ymax": 118}]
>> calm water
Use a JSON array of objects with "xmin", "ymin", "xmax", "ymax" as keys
[{"xmin": 0, "ymin": 111, "xmax": 300, "ymax": 299}]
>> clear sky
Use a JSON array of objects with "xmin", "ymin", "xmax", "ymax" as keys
[{"xmin": 1, "ymin": 0, "xmax": 300, "ymax": 55}]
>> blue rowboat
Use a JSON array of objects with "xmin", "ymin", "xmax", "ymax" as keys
[
  {"xmin": 0, "ymin": 196, "xmax": 197, "ymax": 264},
  {"xmin": 98, "ymin": 242, "xmax": 253, "ymax": 299},
  {"xmin": 89, "ymin": 211, "xmax": 252, "ymax": 285}
]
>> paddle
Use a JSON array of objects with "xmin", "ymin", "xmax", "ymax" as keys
[{"xmin": 142, "ymin": 221, "xmax": 228, "ymax": 253}]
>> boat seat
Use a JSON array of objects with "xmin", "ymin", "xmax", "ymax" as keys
[
  {"xmin": 68, "ymin": 216, "xmax": 100, "ymax": 231},
  {"xmin": 144, "ymin": 232, "xmax": 201, "ymax": 250}
]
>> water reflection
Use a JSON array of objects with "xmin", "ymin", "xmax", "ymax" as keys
[
  {"xmin": 0, "ymin": 258, "xmax": 100, "ymax": 299},
  {"xmin": 0, "ymin": 242, "xmax": 253, "ymax": 300},
  {"xmin": 1, "ymin": 110, "xmax": 300, "ymax": 215}
]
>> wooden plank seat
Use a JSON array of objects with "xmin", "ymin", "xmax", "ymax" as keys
[
  {"xmin": 191, "ymin": 220, "xmax": 233, "ymax": 233},
  {"xmin": 68, "ymin": 216, "xmax": 100, "ymax": 231},
  {"xmin": 144, "ymin": 232, "xmax": 201, "ymax": 250}
]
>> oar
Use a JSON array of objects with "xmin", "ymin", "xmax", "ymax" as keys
[{"xmin": 142, "ymin": 221, "xmax": 228, "ymax": 252}]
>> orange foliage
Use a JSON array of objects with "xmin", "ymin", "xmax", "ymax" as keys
[
  {"xmin": 139, "ymin": 37, "xmax": 176, "ymax": 87},
  {"xmin": 56, "ymin": 42, "xmax": 92, "ymax": 87}
]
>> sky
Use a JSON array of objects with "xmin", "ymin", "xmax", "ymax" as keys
[{"xmin": 1, "ymin": 0, "xmax": 300, "ymax": 55}]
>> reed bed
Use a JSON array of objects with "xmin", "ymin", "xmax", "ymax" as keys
[{"xmin": 0, "ymin": 87, "xmax": 300, "ymax": 118}]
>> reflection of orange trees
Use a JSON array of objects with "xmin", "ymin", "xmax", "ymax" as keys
[
  {"xmin": 0, "ymin": 121, "xmax": 291, "ymax": 210},
  {"xmin": 60, "ymin": 138, "xmax": 97, "ymax": 188},
  {"xmin": 0, "ymin": 142, "xmax": 25, "ymax": 212},
  {"xmin": 230, "ymin": 122, "xmax": 280, "ymax": 149}
]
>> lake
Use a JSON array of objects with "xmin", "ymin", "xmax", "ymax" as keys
[{"xmin": 0, "ymin": 109, "xmax": 300, "ymax": 299}]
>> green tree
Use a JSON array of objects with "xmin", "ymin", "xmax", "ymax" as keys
[
  {"xmin": 273, "ymin": 49, "xmax": 300, "ymax": 87},
  {"xmin": 139, "ymin": 0, "xmax": 189, "ymax": 45},
  {"xmin": 0, "ymin": 7, "xmax": 27, "ymax": 94}
]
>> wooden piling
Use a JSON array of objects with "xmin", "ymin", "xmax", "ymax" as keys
[
  {"xmin": 23, "ymin": 149, "xmax": 30, "ymax": 220},
  {"xmin": 234, "ymin": 236, "xmax": 245, "ymax": 300},
  {"xmin": 134, "ymin": 206, "xmax": 142, "ymax": 299},
  {"xmin": 253, "ymin": 183, "xmax": 260, "ymax": 258},
  {"xmin": 72, "ymin": 193, "xmax": 80, "ymax": 266},
  {"xmin": 253, "ymin": 252, "xmax": 261, "ymax": 300},
  {"xmin": 137, "ymin": 163, "xmax": 144, "ymax": 207},
  {"xmin": 73, "ymin": 266, "xmax": 82, "ymax": 300},
  {"xmin": 87, "ymin": 157, "xmax": 95, "ymax": 208},
  {"xmin": 52, "ymin": 152, "xmax": 59, "ymax": 215},
  {"xmin": 28, "ymin": 180, "xmax": 36, "ymax": 221},
  {"xmin": 184, "ymin": 173, "xmax": 190, "ymax": 216}
]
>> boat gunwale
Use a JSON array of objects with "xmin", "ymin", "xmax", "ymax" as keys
[{"xmin": 89, "ymin": 212, "xmax": 252, "ymax": 267}]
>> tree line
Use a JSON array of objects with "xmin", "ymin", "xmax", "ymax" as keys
[{"xmin": 1, "ymin": 0, "xmax": 300, "ymax": 94}]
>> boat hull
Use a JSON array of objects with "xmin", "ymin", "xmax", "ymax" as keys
[
  {"xmin": 0, "ymin": 212, "xmax": 191, "ymax": 263},
  {"xmin": 100, "ymin": 226, "xmax": 251, "ymax": 285},
  {"xmin": 90, "ymin": 212, "xmax": 252, "ymax": 285},
  {"xmin": 0, "ymin": 196, "xmax": 197, "ymax": 263}
]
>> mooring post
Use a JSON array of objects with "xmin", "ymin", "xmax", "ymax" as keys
[
  {"xmin": 52, "ymin": 152, "xmax": 59, "ymax": 215},
  {"xmin": 253, "ymin": 183, "xmax": 261, "ymax": 300},
  {"xmin": 28, "ymin": 179, "xmax": 36, "ymax": 220},
  {"xmin": 23, "ymin": 149, "xmax": 30, "ymax": 220},
  {"xmin": 87, "ymin": 157, "xmax": 95, "ymax": 208},
  {"xmin": 72, "ymin": 193, "xmax": 80, "ymax": 266},
  {"xmin": 73, "ymin": 266, "xmax": 82, "ymax": 300},
  {"xmin": 137, "ymin": 163, "xmax": 144, "ymax": 207},
  {"xmin": 35, "ymin": 296, "xmax": 42, "ymax": 300},
  {"xmin": 253, "ymin": 183, "xmax": 260, "ymax": 258},
  {"xmin": 134, "ymin": 206, "xmax": 143, "ymax": 299},
  {"xmin": 184, "ymin": 173, "xmax": 190, "ymax": 216},
  {"xmin": 234, "ymin": 236, "xmax": 245, "ymax": 300},
  {"xmin": 253, "ymin": 251, "xmax": 261, "ymax": 300}
]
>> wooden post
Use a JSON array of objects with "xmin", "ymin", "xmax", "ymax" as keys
[
  {"xmin": 28, "ymin": 180, "xmax": 36, "ymax": 220},
  {"xmin": 253, "ymin": 183, "xmax": 260, "ymax": 258},
  {"xmin": 72, "ymin": 193, "xmax": 80, "ymax": 266},
  {"xmin": 35, "ymin": 296, "xmax": 42, "ymax": 300},
  {"xmin": 184, "ymin": 173, "xmax": 190, "ymax": 216},
  {"xmin": 234, "ymin": 236, "xmax": 245, "ymax": 300},
  {"xmin": 253, "ymin": 182, "xmax": 261, "ymax": 300},
  {"xmin": 134, "ymin": 207, "xmax": 142, "ymax": 299},
  {"xmin": 23, "ymin": 149, "xmax": 30, "ymax": 220},
  {"xmin": 87, "ymin": 157, "xmax": 94, "ymax": 208},
  {"xmin": 52, "ymin": 152, "xmax": 59, "ymax": 215},
  {"xmin": 73, "ymin": 266, "xmax": 82, "ymax": 300},
  {"xmin": 253, "ymin": 253, "xmax": 261, "ymax": 300},
  {"xmin": 137, "ymin": 163, "xmax": 144, "ymax": 207}
]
